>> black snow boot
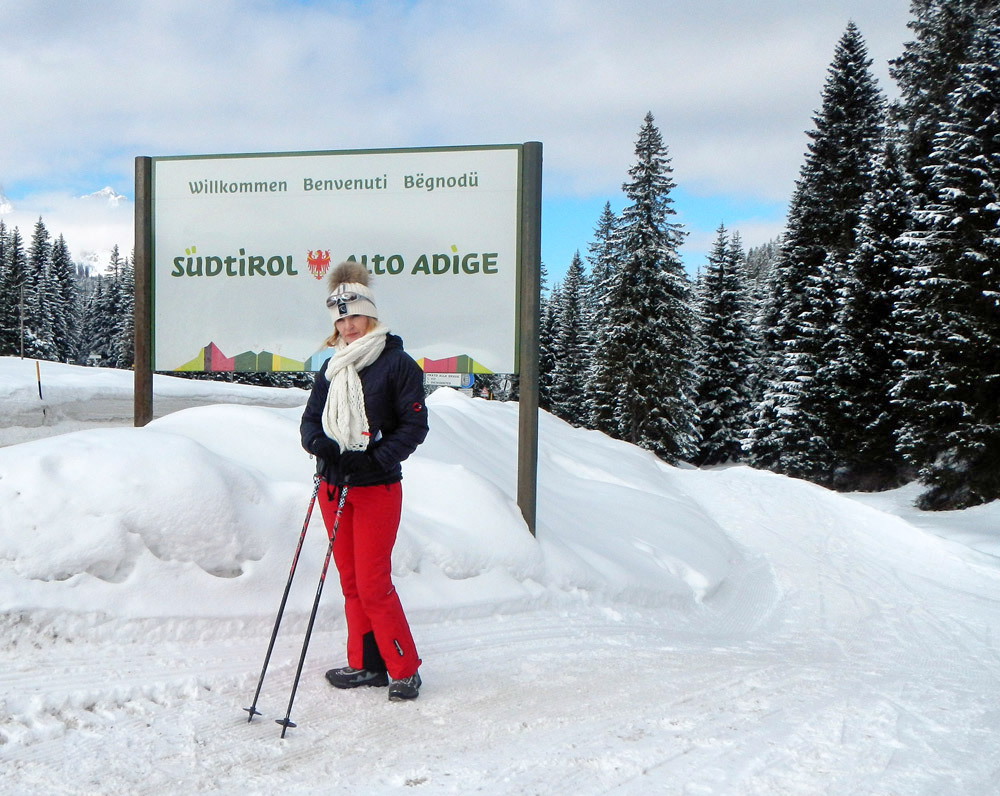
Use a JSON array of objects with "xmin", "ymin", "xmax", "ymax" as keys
[
  {"xmin": 325, "ymin": 666, "xmax": 390, "ymax": 689},
  {"xmin": 388, "ymin": 671, "xmax": 421, "ymax": 701}
]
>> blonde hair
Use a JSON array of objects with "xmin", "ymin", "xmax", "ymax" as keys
[{"xmin": 324, "ymin": 314, "xmax": 378, "ymax": 348}]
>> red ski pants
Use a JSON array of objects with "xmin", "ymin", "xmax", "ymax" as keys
[{"xmin": 318, "ymin": 481, "xmax": 420, "ymax": 680}]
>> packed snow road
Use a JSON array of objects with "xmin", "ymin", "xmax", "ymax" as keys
[{"xmin": 4, "ymin": 467, "xmax": 997, "ymax": 795}]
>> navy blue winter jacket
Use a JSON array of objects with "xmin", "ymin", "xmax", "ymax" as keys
[{"xmin": 300, "ymin": 333, "xmax": 429, "ymax": 487}]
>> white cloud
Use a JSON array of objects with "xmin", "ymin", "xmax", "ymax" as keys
[
  {"xmin": 0, "ymin": 188, "xmax": 133, "ymax": 271},
  {"xmin": 0, "ymin": 0, "xmax": 913, "ymax": 267}
]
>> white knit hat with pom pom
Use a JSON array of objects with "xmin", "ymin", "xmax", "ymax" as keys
[{"xmin": 325, "ymin": 261, "xmax": 378, "ymax": 320}]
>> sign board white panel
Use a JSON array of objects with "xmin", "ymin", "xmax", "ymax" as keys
[{"xmin": 151, "ymin": 145, "xmax": 522, "ymax": 373}]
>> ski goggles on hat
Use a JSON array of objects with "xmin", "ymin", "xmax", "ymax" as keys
[
  {"xmin": 325, "ymin": 291, "xmax": 363, "ymax": 308},
  {"xmin": 326, "ymin": 290, "xmax": 377, "ymax": 317}
]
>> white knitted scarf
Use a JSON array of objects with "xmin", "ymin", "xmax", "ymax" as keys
[{"xmin": 321, "ymin": 324, "xmax": 389, "ymax": 452}]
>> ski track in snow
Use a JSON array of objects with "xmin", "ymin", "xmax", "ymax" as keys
[{"xmin": 4, "ymin": 466, "xmax": 999, "ymax": 795}]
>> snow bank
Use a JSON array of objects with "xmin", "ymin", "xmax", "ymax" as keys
[{"xmin": 0, "ymin": 377, "xmax": 750, "ymax": 626}]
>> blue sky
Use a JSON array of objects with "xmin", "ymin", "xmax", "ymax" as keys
[
  {"xmin": 0, "ymin": 0, "xmax": 912, "ymax": 283},
  {"xmin": 542, "ymin": 189, "xmax": 789, "ymax": 281}
]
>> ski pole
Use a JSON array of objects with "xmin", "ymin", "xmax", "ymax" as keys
[
  {"xmin": 244, "ymin": 474, "xmax": 321, "ymax": 722},
  {"xmin": 276, "ymin": 483, "xmax": 350, "ymax": 738}
]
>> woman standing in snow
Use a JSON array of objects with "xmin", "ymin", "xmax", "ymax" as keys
[{"xmin": 299, "ymin": 261, "xmax": 428, "ymax": 701}]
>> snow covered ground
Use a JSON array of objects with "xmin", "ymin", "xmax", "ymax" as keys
[{"xmin": 1, "ymin": 357, "xmax": 998, "ymax": 795}]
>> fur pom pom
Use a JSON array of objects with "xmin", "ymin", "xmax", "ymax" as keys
[{"xmin": 327, "ymin": 261, "xmax": 371, "ymax": 291}]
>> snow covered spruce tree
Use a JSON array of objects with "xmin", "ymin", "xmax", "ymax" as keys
[
  {"xmin": 23, "ymin": 218, "xmax": 58, "ymax": 360},
  {"xmin": 0, "ymin": 218, "xmax": 82, "ymax": 362},
  {"xmin": 891, "ymin": 0, "xmax": 1000, "ymax": 206},
  {"xmin": 746, "ymin": 23, "xmax": 885, "ymax": 485},
  {"xmin": 110, "ymin": 255, "xmax": 135, "ymax": 369},
  {"xmin": 816, "ymin": 137, "xmax": 912, "ymax": 491},
  {"xmin": 584, "ymin": 201, "xmax": 622, "ymax": 435},
  {"xmin": 80, "ymin": 245, "xmax": 130, "ymax": 367},
  {"xmin": 537, "ymin": 264, "xmax": 558, "ymax": 412},
  {"xmin": 592, "ymin": 112, "xmax": 697, "ymax": 462},
  {"xmin": 0, "ymin": 221, "xmax": 13, "ymax": 355},
  {"xmin": 48, "ymin": 235, "xmax": 81, "ymax": 363},
  {"xmin": 741, "ymin": 239, "xmax": 782, "ymax": 408},
  {"xmin": 77, "ymin": 277, "xmax": 106, "ymax": 364},
  {"xmin": 692, "ymin": 226, "xmax": 755, "ymax": 465},
  {"xmin": 548, "ymin": 251, "xmax": 590, "ymax": 426},
  {"xmin": 0, "ymin": 225, "xmax": 29, "ymax": 357},
  {"xmin": 891, "ymin": 21, "xmax": 1000, "ymax": 509}
]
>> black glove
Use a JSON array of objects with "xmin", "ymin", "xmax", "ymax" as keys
[
  {"xmin": 340, "ymin": 450, "xmax": 378, "ymax": 477},
  {"xmin": 309, "ymin": 435, "xmax": 341, "ymax": 464}
]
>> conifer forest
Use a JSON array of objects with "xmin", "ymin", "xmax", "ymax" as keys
[{"xmin": 2, "ymin": 1, "xmax": 998, "ymax": 510}]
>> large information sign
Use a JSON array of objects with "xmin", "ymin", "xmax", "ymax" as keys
[{"xmin": 151, "ymin": 145, "xmax": 523, "ymax": 374}]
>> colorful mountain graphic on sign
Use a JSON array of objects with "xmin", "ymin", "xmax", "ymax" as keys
[
  {"xmin": 174, "ymin": 342, "xmax": 326, "ymax": 373},
  {"xmin": 173, "ymin": 344, "xmax": 491, "ymax": 374},
  {"xmin": 417, "ymin": 355, "xmax": 492, "ymax": 374}
]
